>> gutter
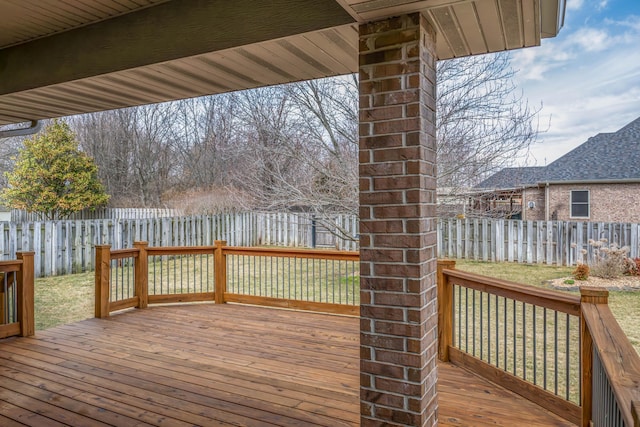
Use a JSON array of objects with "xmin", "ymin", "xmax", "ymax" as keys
[
  {"xmin": 0, "ymin": 120, "xmax": 42, "ymax": 139},
  {"xmin": 536, "ymin": 178, "xmax": 640, "ymax": 185}
]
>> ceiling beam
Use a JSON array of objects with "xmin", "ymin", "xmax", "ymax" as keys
[{"xmin": 0, "ymin": 0, "xmax": 354, "ymax": 96}]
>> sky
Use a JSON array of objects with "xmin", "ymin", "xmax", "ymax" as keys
[{"xmin": 510, "ymin": 0, "xmax": 640, "ymax": 166}]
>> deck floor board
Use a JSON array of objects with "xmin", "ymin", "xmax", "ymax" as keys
[{"xmin": 1, "ymin": 304, "xmax": 576, "ymax": 426}]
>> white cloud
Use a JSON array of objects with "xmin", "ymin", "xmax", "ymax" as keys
[
  {"xmin": 567, "ymin": 0, "xmax": 585, "ymax": 11},
  {"xmin": 570, "ymin": 27, "xmax": 611, "ymax": 51}
]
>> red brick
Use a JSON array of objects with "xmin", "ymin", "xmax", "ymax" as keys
[
  {"xmin": 375, "ymin": 377, "xmax": 424, "ymax": 396},
  {"xmin": 360, "ymin": 304, "xmax": 406, "ymax": 321},
  {"xmin": 360, "ymin": 105, "xmax": 403, "ymax": 121},
  {"xmin": 360, "ymin": 134, "xmax": 403, "ymax": 149},
  {"xmin": 360, "ymin": 248, "xmax": 404, "ymax": 262},
  {"xmin": 360, "ymin": 219, "xmax": 403, "ymax": 233},
  {"xmin": 360, "ymin": 162, "xmax": 404, "ymax": 177},
  {"xmin": 360, "ymin": 277, "xmax": 405, "ymax": 292},
  {"xmin": 361, "ymin": 334, "xmax": 406, "ymax": 351},
  {"xmin": 373, "ymin": 234, "xmax": 421, "ymax": 248},
  {"xmin": 373, "ymin": 89, "xmax": 420, "ymax": 107},
  {"xmin": 361, "ymin": 289, "xmax": 372, "ymax": 304},
  {"xmin": 374, "ymin": 29, "xmax": 419, "ymax": 49},
  {"xmin": 374, "ymin": 320, "xmax": 425, "ymax": 338},
  {"xmin": 359, "ymin": 16, "xmax": 405, "ymax": 36},
  {"xmin": 361, "ymin": 373, "xmax": 372, "ymax": 387},
  {"xmin": 375, "ymin": 406, "xmax": 423, "ymax": 425},
  {"xmin": 361, "ymin": 318, "xmax": 373, "ymax": 334},
  {"xmin": 359, "ymin": 48, "xmax": 403, "ymax": 66},
  {"xmin": 373, "ymin": 176, "xmax": 422, "ymax": 191},
  {"xmin": 359, "ymin": 178, "xmax": 371, "ymax": 192},
  {"xmin": 373, "ymin": 291, "xmax": 422, "ymax": 307},
  {"xmin": 361, "ymin": 389, "xmax": 406, "ymax": 409},
  {"xmin": 373, "ymin": 146, "xmax": 423, "ymax": 162},
  {"xmin": 371, "ymin": 61, "xmax": 420, "ymax": 79},
  {"xmin": 359, "ymin": 122, "xmax": 371, "ymax": 136},
  {"xmin": 374, "ymin": 263, "xmax": 422, "ymax": 278}
]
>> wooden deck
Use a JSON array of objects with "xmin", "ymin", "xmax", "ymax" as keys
[{"xmin": 0, "ymin": 304, "xmax": 576, "ymax": 426}]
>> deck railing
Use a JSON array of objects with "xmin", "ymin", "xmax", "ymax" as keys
[
  {"xmin": 95, "ymin": 241, "xmax": 359, "ymax": 317},
  {"xmin": 437, "ymin": 260, "xmax": 582, "ymax": 424},
  {"xmin": 438, "ymin": 260, "xmax": 640, "ymax": 427},
  {"xmin": 95, "ymin": 246, "xmax": 640, "ymax": 426},
  {"xmin": 581, "ymin": 288, "xmax": 640, "ymax": 427},
  {"xmin": 0, "ymin": 252, "xmax": 34, "ymax": 339}
]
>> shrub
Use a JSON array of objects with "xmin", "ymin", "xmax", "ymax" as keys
[
  {"xmin": 573, "ymin": 263, "xmax": 590, "ymax": 281},
  {"xmin": 624, "ymin": 257, "xmax": 640, "ymax": 276},
  {"xmin": 563, "ymin": 279, "xmax": 575, "ymax": 285},
  {"xmin": 587, "ymin": 239, "xmax": 630, "ymax": 279}
]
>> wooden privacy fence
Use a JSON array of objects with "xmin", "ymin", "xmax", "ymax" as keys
[
  {"xmin": 11, "ymin": 207, "xmax": 182, "ymax": 222},
  {"xmin": 1, "ymin": 212, "xmax": 358, "ymax": 277},
  {"xmin": 95, "ymin": 241, "xmax": 360, "ymax": 318},
  {"xmin": 438, "ymin": 218, "xmax": 640, "ymax": 266},
  {"xmin": 438, "ymin": 260, "xmax": 640, "ymax": 427},
  {"xmin": 0, "ymin": 252, "xmax": 34, "ymax": 339}
]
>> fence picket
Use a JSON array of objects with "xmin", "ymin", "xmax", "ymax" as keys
[{"xmin": 3, "ymin": 214, "xmax": 639, "ymax": 277}]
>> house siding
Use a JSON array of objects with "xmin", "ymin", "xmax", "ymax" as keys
[
  {"xmin": 521, "ymin": 183, "xmax": 640, "ymax": 222},
  {"xmin": 522, "ymin": 187, "xmax": 545, "ymax": 221}
]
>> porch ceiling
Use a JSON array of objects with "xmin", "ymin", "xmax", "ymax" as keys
[{"xmin": 0, "ymin": 0, "xmax": 564, "ymax": 126}]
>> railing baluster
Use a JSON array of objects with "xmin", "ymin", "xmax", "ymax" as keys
[
  {"xmin": 513, "ymin": 298, "xmax": 516, "ymax": 375},
  {"xmin": 487, "ymin": 291, "xmax": 491, "ymax": 364},
  {"xmin": 555, "ymin": 310, "xmax": 559, "ymax": 396},
  {"xmin": 532, "ymin": 305, "xmax": 537, "ymax": 385},
  {"xmin": 523, "ymin": 301, "xmax": 526, "ymax": 380},
  {"xmin": 566, "ymin": 313, "xmax": 570, "ymax": 401}
]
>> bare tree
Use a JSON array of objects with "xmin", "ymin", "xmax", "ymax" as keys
[
  {"xmin": 0, "ymin": 136, "xmax": 23, "ymax": 189},
  {"xmin": 436, "ymin": 52, "xmax": 541, "ymax": 191},
  {"xmin": 64, "ymin": 52, "xmax": 539, "ymax": 222},
  {"xmin": 72, "ymin": 104, "xmax": 178, "ymax": 207}
]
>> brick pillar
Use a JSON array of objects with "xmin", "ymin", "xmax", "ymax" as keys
[{"xmin": 359, "ymin": 13, "xmax": 438, "ymax": 427}]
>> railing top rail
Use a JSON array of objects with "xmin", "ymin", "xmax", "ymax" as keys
[
  {"xmin": 0, "ymin": 259, "xmax": 23, "ymax": 273},
  {"xmin": 582, "ymin": 301, "xmax": 640, "ymax": 427},
  {"xmin": 110, "ymin": 248, "xmax": 140, "ymax": 259},
  {"xmin": 442, "ymin": 269, "xmax": 581, "ymax": 316},
  {"xmin": 146, "ymin": 246, "xmax": 215, "ymax": 256},
  {"xmin": 222, "ymin": 246, "xmax": 359, "ymax": 261}
]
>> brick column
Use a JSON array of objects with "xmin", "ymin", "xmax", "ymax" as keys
[{"xmin": 359, "ymin": 13, "xmax": 438, "ymax": 427}]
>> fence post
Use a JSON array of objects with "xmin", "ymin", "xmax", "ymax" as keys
[
  {"xmin": 214, "ymin": 240, "xmax": 227, "ymax": 304},
  {"xmin": 580, "ymin": 286, "xmax": 609, "ymax": 427},
  {"xmin": 437, "ymin": 259, "xmax": 456, "ymax": 362},
  {"xmin": 134, "ymin": 241, "xmax": 148, "ymax": 309},
  {"xmin": 95, "ymin": 244, "xmax": 111, "ymax": 318},
  {"xmin": 16, "ymin": 251, "xmax": 35, "ymax": 337}
]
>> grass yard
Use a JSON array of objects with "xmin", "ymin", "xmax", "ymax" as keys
[{"xmin": 35, "ymin": 271, "xmax": 94, "ymax": 331}]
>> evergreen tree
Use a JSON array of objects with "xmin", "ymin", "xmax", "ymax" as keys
[{"xmin": 1, "ymin": 120, "xmax": 110, "ymax": 220}]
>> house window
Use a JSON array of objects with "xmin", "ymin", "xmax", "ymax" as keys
[{"xmin": 571, "ymin": 190, "xmax": 589, "ymax": 218}]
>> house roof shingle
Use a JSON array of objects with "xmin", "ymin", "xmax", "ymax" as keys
[{"xmin": 475, "ymin": 116, "xmax": 640, "ymax": 189}]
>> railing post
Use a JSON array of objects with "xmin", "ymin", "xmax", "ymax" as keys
[
  {"xmin": 580, "ymin": 286, "xmax": 609, "ymax": 427},
  {"xmin": 16, "ymin": 251, "xmax": 35, "ymax": 337},
  {"xmin": 134, "ymin": 241, "xmax": 148, "ymax": 309},
  {"xmin": 438, "ymin": 259, "xmax": 456, "ymax": 362},
  {"xmin": 214, "ymin": 240, "xmax": 227, "ymax": 304},
  {"xmin": 95, "ymin": 244, "xmax": 111, "ymax": 318}
]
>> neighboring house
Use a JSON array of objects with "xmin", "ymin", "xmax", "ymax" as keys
[{"xmin": 473, "ymin": 117, "xmax": 640, "ymax": 222}]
